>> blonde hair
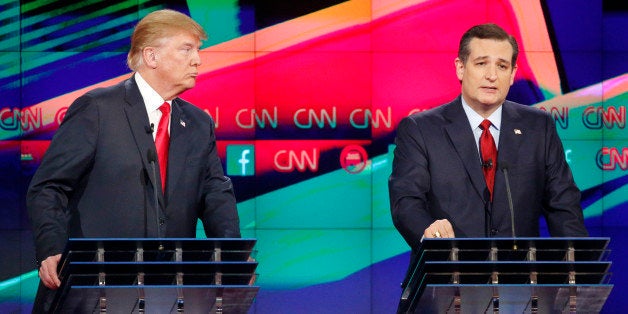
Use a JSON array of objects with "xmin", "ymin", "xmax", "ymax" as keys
[{"xmin": 127, "ymin": 9, "xmax": 207, "ymax": 71}]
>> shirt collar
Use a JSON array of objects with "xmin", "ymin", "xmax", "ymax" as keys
[
  {"xmin": 461, "ymin": 97, "xmax": 503, "ymax": 131},
  {"xmin": 135, "ymin": 72, "xmax": 169, "ymax": 112}
]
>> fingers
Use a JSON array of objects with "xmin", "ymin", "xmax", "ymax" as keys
[
  {"xmin": 247, "ymin": 256, "xmax": 257, "ymax": 285},
  {"xmin": 39, "ymin": 254, "xmax": 62, "ymax": 290},
  {"xmin": 424, "ymin": 219, "xmax": 456, "ymax": 239}
]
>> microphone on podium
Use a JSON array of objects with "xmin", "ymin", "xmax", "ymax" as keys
[
  {"xmin": 500, "ymin": 161, "xmax": 517, "ymax": 250},
  {"xmin": 147, "ymin": 149, "xmax": 164, "ymax": 250}
]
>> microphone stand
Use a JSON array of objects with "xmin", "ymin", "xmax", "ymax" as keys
[
  {"xmin": 501, "ymin": 162, "xmax": 517, "ymax": 250},
  {"xmin": 147, "ymin": 150, "xmax": 164, "ymax": 251}
]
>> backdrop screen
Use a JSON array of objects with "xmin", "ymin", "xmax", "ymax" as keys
[{"xmin": 1, "ymin": 0, "xmax": 627, "ymax": 312}]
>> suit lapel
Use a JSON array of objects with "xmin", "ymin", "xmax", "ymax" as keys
[
  {"xmin": 166, "ymin": 99, "xmax": 189, "ymax": 200},
  {"xmin": 442, "ymin": 99, "xmax": 488, "ymax": 201},
  {"xmin": 497, "ymin": 101, "xmax": 524, "ymax": 167},
  {"xmin": 491, "ymin": 101, "xmax": 525, "ymax": 228},
  {"xmin": 123, "ymin": 76, "xmax": 165, "ymax": 205}
]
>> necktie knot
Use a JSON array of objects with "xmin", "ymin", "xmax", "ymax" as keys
[
  {"xmin": 480, "ymin": 119, "xmax": 492, "ymax": 131},
  {"xmin": 159, "ymin": 102, "xmax": 171, "ymax": 115}
]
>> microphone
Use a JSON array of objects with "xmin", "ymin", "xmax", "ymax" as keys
[
  {"xmin": 146, "ymin": 149, "xmax": 163, "ymax": 250},
  {"xmin": 145, "ymin": 123, "xmax": 154, "ymax": 134},
  {"xmin": 483, "ymin": 188, "xmax": 492, "ymax": 238},
  {"xmin": 482, "ymin": 158, "xmax": 493, "ymax": 169},
  {"xmin": 500, "ymin": 161, "xmax": 517, "ymax": 250}
]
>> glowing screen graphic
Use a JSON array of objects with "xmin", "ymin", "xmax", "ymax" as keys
[{"xmin": 1, "ymin": 0, "xmax": 627, "ymax": 312}]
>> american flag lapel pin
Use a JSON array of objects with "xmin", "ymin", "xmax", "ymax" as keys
[
  {"xmin": 514, "ymin": 129, "xmax": 522, "ymax": 135},
  {"xmin": 180, "ymin": 120, "xmax": 186, "ymax": 127}
]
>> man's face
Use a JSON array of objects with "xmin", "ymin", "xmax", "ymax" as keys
[
  {"xmin": 455, "ymin": 38, "xmax": 517, "ymax": 115},
  {"xmin": 153, "ymin": 31, "xmax": 202, "ymax": 96}
]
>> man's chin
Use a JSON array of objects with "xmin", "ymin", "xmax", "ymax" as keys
[
  {"xmin": 182, "ymin": 80, "xmax": 196, "ymax": 91},
  {"xmin": 188, "ymin": 78, "xmax": 197, "ymax": 88},
  {"xmin": 479, "ymin": 97, "xmax": 504, "ymax": 108}
]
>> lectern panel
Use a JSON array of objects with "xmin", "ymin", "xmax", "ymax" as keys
[
  {"xmin": 399, "ymin": 238, "xmax": 613, "ymax": 313},
  {"xmin": 58, "ymin": 286, "xmax": 259, "ymax": 314},
  {"xmin": 51, "ymin": 238, "xmax": 259, "ymax": 313},
  {"xmin": 414, "ymin": 285, "xmax": 612, "ymax": 313}
]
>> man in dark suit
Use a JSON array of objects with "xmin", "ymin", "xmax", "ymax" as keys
[
  {"xmin": 27, "ymin": 9, "xmax": 241, "ymax": 312},
  {"xmin": 389, "ymin": 23, "xmax": 588, "ymax": 251}
]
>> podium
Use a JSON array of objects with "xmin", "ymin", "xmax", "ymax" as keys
[
  {"xmin": 399, "ymin": 237, "xmax": 613, "ymax": 313},
  {"xmin": 49, "ymin": 238, "xmax": 258, "ymax": 313}
]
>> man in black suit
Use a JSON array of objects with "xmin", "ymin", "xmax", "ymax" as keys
[
  {"xmin": 27, "ymin": 9, "xmax": 241, "ymax": 312},
  {"xmin": 389, "ymin": 23, "xmax": 588, "ymax": 249}
]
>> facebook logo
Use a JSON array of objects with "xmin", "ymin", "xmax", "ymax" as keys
[{"xmin": 226, "ymin": 145, "xmax": 255, "ymax": 176}]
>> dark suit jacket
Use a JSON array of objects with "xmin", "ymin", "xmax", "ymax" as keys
[
  {"xmin": 389, "ymin": 96, "xmax": 588, "ymax": 251},
  {"xmin": 27, "ymin": 75, "xmax": 241, "ymax": 265}
]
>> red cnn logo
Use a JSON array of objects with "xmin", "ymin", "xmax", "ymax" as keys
[
  {"xmin": 596, "ymin": 147, "xmax": 628, "ymax": 170},
  {"xmin": 583, "ymin": 106, "xmax": 626, "ymax": 129}
]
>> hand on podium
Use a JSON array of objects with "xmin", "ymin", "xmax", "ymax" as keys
[
  {"xmin": 39, "ymin": 253, "xmax": 62, "ymax": 289},
  {"xmin": 424, "ymin": 219, "xmax": 455, "ymax": 238},
  {"xmin": 248, "ymin": 256, "xmax": 257, "ymax": 285}
]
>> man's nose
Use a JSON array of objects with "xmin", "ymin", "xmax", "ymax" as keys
[
  {"xmin": 192, "ymin": 50, "xmax": 201, "ymax": 66},
  {"xmin": 485, "ymin": 65, "xmax": 497, "ymax": 80}
]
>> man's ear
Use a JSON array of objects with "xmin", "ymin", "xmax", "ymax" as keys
[
  {"xmin": 509, "ymin": 64, "xmax": 518, "ymax": 86},
  {"xmin": 454, "ymin": 57, "xmax": 464, "ymax": 81},
  {"xmin": 143, "ymin": 47, "xmax": 158, "ymax": 69}
]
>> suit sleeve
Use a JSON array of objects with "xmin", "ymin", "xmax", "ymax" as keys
[
  {"xmin": 26, "ymin": 95, "xmax": 99, "ymax": 263},
  {"xmin": 200, "ymin": 116, "xmax": 241, "ymax": 238},
  {"xmin": 542, "ymin": 114, "xmax": 589, "ymax": 237},
  {"xmin": 389, "ymin": 117, "xmax": 435, "ymax": 249}
]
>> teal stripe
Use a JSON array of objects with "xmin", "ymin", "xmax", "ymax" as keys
[
  {"xmin": 22, "ymin": 11, "xmax": 136, "ymax": 51},
  {"xmin": 187, "ymin": 0, "xmax": 243, "ymax": 47},
  {"xmin": 0, "ymin": 270, "xmax": 38, "ymax": 303},
  {"xmin": 18, "ymin": 0, "xmax": 162, "ymax": 71},
  {"xmin": 0, "ymin": 53, "xmax": 20, "ymax": 78},
  {"xmin": 0, "ymin": 1, "xmax": 19, "ymax": 51}
]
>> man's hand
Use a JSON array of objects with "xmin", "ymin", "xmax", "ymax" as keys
[
  {"xmin": 424, "ymin": 219, "xmax": 455, "ymax": 238},
  {"xmin": 248, "ymin": 256, "xmax": 257, "ymax": 285},
  {"xmin": 39, "ymin": 254, "xmax": 62, "ymax": 289}
]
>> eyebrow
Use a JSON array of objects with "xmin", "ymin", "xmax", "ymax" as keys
[
  {"xmin": 472, "ymin": 56, "xmax": 511, "ymax": 65},
  {"xmin": 180, "ymin": 41, "xmax": 201, "ymax": 49}
]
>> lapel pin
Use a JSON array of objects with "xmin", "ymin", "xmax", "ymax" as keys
[
  {"xmin": 514, "ymin": 129, "xmax": 522, "ymax": 135},
  {"xmin": 180, "ymin": 120, "xmax": 186, "ymax": 127}
]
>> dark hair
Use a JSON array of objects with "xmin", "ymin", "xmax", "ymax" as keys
[{"xmin": 458, "ymin": 23, "xmax": 519, "ymax": 66}]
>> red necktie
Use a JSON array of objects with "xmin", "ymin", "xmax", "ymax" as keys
[
  {"xmin": 155, "ymin": 102, "xmax": 170, "ymax": 192},
  {"xmin": 479, "ymin": 119, "xmax": 497, "ymax": 201}
]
